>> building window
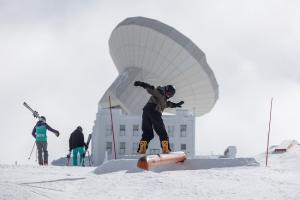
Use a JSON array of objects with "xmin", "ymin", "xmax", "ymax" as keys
[
  {"xmin": 106, "ymin": 142, "xmax": 112, "ymax": 154},
  {"xmin": 180, "ymin": 124, "xmax": 187, "ymax": 137},
  {"xmin": 105, "ymin": 124, "xmax": 112, "ymax": 136},
  {"xmin": 180, "ymin": 144, "xmax": 186, "ymax": 151},
  {"xmin": 150, "ymin": 149, "xmax": 160, "ymax": 155},
  {"xmin": 119, "ymin": 142, "xmax": 126, "ymax": 155},
  {"xmin": 168, "ymin": 125, "xmax": 174, "ymax": 137},
  {"xmin": 119, "ymin": 124, "xmax": 125, "ymax": 136},
  {"xmin": 133, "ymin": 124, "xmax": 139, "ymax": 136},
  {"xmin": 132, "ymin": 142, "xmax": 138, "ymax": 154}
]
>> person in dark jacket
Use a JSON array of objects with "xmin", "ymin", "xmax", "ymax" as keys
[
  {"xmin": 32, "ymin": 116, "xmax": 59, "ymax": 165},
  {"xmin": 69, "ymin": 126, "xmax": 87, "ymax": 166},
  {"xmin": 134, "ymin": 81, "xmax": 184, "ymax": 154}
]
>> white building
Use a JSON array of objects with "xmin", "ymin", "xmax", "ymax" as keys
[
  {"xmin": 92, "ymin": 107, "xmax": 195, "ymax": 165},
  {"xmin": 91, "ymin": 16, "xmax": 219, "ymax": 165}
]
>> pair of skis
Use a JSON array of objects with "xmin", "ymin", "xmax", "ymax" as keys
[
  {"xmin": 82, "ymin": 133, "xmax": 93, "ymax": 166},
  {"xmin": 23, "ymin": 102, "xmax": 42, "ymax": 120}
]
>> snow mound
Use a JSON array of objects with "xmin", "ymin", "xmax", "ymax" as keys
[
  {"xmin": 94, "ymin": 157, "xmax": 259, "ymax": 174},
  {"xmin": 51, "ymin": 157, "xmax": 67, "ymax": 166},
  {"xmin": 256, "ymin": 143, "xmax": 300, "ymax": 170}
]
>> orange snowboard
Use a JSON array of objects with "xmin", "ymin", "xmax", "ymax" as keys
[{"xmin": 137, "ymin": 151, "xmax": 187, "ymax": 170}]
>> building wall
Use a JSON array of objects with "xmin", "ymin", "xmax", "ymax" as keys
[{"xmin": 91, "ymin": 107, "xmax": 195, "ymax": 165}]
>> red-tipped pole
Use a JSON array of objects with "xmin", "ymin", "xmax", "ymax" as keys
[
  {"xmin": 265, "ymin": 98, "xmax": 273, "ymax": 167},
  {"xmin": 109, "ymin": 96, "xmax": 117, "ymax": 160}
]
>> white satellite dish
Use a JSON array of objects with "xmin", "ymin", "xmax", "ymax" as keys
[{"xmin": 100, "ymin": 16, "xmax": 219, "ymax": 116}]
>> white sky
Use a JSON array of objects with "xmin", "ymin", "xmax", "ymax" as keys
[{"xmin": 0, "ymin": 0, "xmax": 299, "ymax": 164}]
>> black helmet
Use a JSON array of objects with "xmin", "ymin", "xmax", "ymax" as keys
[
  {"xmin": 77, "ymin": 126, "xmax": 83, "ymax": 132},
  {"xmin": 164, "ymin": 85, "xmax": 175, "ymax": 98},
  {"xmin": 40, "ymin": 116, "xmax": 46, "ymax": 122}
]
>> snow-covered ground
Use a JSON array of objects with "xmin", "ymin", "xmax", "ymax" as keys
[{"xmin": 1, "ymin": 145, "xmax": 299, "ymax": 200}]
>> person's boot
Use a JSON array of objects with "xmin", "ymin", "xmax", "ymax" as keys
[
  {"xmin": 137, "ymin": 140, "xmax": 148, "ymax": 154},
  {"xmin": 161, "ymin": 140, "xmax": 171, "ymax": 154}
]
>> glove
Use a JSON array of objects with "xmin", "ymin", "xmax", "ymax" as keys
[
  {"xmin": 176, "ymin": 101, "xmax": 184, "ymax": 107},
  {"xmin": 56, "ymin": 131, "xmax": 60, "ymax": 137},
  {"xmin": 134, "ymin": 81, "xmax": 142, "ymax": 87},
  {"xmin": 67, "ymin": 154, "xmax": 70, "ymax": 159}
]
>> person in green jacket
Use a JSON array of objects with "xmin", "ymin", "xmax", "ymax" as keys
[{"xmin": 31, "ymin": 116, "xmax": 59, "ymax": 165}]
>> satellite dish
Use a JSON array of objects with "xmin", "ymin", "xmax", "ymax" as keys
[{"xmin": 100, "ymin": 16, "xmax": 219, "ymax": 116}]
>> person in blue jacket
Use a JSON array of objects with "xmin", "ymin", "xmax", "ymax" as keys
[{"xmin": 31, "ymin": 116, "xmax": 59, "ymax": 165}]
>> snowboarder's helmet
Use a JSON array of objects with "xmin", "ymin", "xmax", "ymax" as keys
[
  {"xmin": 40, "ymin": 116, "xmax": 46, "ymax": 122},
  {"xmin": 77, "ymin": 126, "xmax": 83, "ymax": 132},
  {"xmin": 164, "ymin": 85, "xmax": 175, "ymax": 98}
]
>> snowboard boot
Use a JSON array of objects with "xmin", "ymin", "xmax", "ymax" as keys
[
  {"xmin": 137, "ymin": 140, "xmax": 148, "ymax": 154},
  {"xmin": 161, "ymin": 140, "xmax": 171, "ymax": 154}
]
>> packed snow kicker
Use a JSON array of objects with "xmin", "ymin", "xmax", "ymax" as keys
[{"xmin": 1, "ymin": 142, "xmax": 299, "ymax": 200}]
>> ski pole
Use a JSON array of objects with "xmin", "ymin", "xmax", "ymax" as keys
[
  {"xmin": 66, "ymin": 153, "xmax": 70, "ymax": 166},
  {"xmin": 81, "ymin": 152, "xmax": 85, "ymax": 167},
  {"xmin": 90, "ymin": 151, "xmax": 93, "ymax": 166},
  {"xmin": 28, "ymin": 142, "xmax": 35, "ymax": 160},
  {"xmin": 35, "ymin": 147, "xmax": 37, "ymax": 162}
]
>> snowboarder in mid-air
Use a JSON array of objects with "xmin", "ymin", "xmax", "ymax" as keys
[
  {"xmin": 68, "ymin": 126, "xmax": 87, "ymax": 166},
  {"xmin": 32, "ymin": 116, "xmax": 59, "ymax": 165},
  {"xmin": 134, "ymin": 81, "xmax": 184, "ymax": 154}
]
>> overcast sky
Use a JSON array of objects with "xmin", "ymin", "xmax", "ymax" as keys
[{"xmin": 0, "ymin": 0, "xmax": 299, "ymax": 164}]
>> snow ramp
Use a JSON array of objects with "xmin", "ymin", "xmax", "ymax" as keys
[{"xmin": 94, "ymin": 157, "xmax": 259, "ymax": 174}]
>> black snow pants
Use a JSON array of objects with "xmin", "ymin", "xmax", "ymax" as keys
[{"xmin": 141, "ymin": 104, "xmax": 169, "ymax": 143}]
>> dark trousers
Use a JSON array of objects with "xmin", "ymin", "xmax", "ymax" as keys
[
  {"xmin": 36, "ymin": 141, "xmax": 48, "ymax": 165},
  {"xmin": 141, "ymin": 108, "xmax": 169, "ymax": 143}
]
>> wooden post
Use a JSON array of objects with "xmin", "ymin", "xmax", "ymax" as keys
[
  {"xmin": 109, "ymin": 96, "xmax": 117, "ymax": 160},
  {"xmin": 265, "ymin": 98, "xmax": 273, "ymax": 167}
]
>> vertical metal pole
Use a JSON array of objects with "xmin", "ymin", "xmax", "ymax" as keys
[
  {"xmin": 265, "ymin": 98, "xmax": 273, "ymax": 167},
  {"xmin": 109, "ymin": 96, "xmax": 117, "ymax": 160}
]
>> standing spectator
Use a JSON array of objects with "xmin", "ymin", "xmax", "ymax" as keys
[
  {"xmin": 69, "ymin": 126, "xmax": 87, "ymax": 166},
  {"xmin": 32, "ymin": 116, "xmax": 59, "ymax": 165}
]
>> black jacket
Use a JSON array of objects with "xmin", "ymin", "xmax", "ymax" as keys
[{"xmin": 69, "ymin": 128, "xmax": 86, "ymax": 151}]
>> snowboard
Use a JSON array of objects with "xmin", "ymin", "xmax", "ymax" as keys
[{"xmin": 137, "ymin": 151, "xmax": 187, "ymax": 170}]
